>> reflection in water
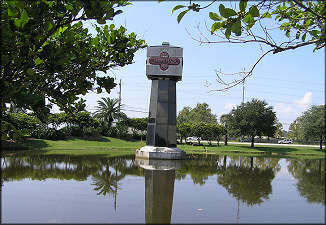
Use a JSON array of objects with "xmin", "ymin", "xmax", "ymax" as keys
[
  {"xmin": 287, "ymin": 158, "xmax": 325, "ymax": 205},
  {"xmin": 1, "ymin": 154, "xmax": 325, "ymax": 223},
  {"xmin": 217, "ymin": 156, "xmax": 280, "ymax": 206},
  {"xmin": 136, "ymin": 159, "xmax": 185, "ymax": 224}
]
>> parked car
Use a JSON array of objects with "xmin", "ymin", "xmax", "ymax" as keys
[
  {"xmin": 278, "ymin": 139, "xmax": 293, "ymax": 144},
  {"xmin": 186, "ymin": 136, "xmax": 201, "ymax": 141}
]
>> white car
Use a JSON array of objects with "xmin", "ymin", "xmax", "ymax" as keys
[
  {"xmin": 278, "ymin": 139, "xmax": 293, "ymax": 144},
  {"xmin": 186, "ymin": 136, "xmax": 201, "ymax": 141}
]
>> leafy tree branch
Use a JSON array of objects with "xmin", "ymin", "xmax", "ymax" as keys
[{"xmin": 165, "ymin": 0, "xmax": 325, "ymax": 91}]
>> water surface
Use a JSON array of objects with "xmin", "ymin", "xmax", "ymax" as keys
[{"xmin": 1, "ymin": 154, "xmax": 325, "ymax": 223}]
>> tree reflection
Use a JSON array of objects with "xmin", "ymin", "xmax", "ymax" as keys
[
  {"xmin": 217, "ymin": 156, "xmax": 280, "ymax": 206},
  {"xmin": 91, "ymin": 167, "xmax": 121, "ymax": 196},
  {"xmin": 2, "ymin": 153, "xmax": 324, "ymax": 214},
  {"xmin": 176, "ymin": 154, "xmax": 221, "ymax": 185},
  {"xmin": 287, "ymin": 158, "xmax": 325, "ymax": 205}
]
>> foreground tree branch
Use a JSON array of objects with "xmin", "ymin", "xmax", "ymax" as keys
[{"xmin": 166, "ymin": 0, "xmax": 325, "ymax": 91}]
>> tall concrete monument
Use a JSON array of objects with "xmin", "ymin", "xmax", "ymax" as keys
[{"xmin": 135, "ymin": 42, "xmax": 186, "ymax": 159}]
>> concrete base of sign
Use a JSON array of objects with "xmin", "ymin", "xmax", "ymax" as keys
[
  {"xmin": 136, "ymin": 146, "xmax": 186, "ymax": 160},
  {"xmin": 135, "ymin": 158, "xmax": 185, "ymax": 170}
]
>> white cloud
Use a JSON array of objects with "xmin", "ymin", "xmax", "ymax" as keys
[
  {"xmin": 274, "ymin": 103, "xmax": 301, "ymax": 131},
  {"xmin": 274, "ymin": 102, "xmax": 298, "ymax": 115},
  {"xmin": 294, "ymin": 92, "xmax": 313, "ymax": 110},
  {"xmin": 216, "ymin": 102, "xmax": 237, "ymax": 123},
  {"xmin": 224, "ymin": 102, "xmax": 237, "ymax": 110}
]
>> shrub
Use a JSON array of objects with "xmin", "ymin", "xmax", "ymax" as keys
[
  {"xmin": 30, "ymin": 127, "xmax": 66, "ymax": 140},
  {"xmin": 2, "ymin": 112, "xmax": 39, "ymax": 130}
]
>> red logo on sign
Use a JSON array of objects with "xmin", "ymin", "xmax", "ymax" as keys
[{"xmin": 148, "ymin": 51, "xmax": 180, "ymax": 71}]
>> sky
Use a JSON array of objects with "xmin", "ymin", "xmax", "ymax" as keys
[{"xmin": 52, "ymin": 1, "xmax": 325, "ymax": 131}]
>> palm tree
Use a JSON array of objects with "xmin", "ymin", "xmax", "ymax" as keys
[{"xmin": 93, "ymin": 97, "xmax": 127, "ymax": 127}]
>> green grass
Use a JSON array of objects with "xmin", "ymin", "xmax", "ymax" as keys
[
  {"xmin": 178, "ymin": 142, "xmax": 325, "ymax": 159},
  {"xmin": 1, "ymin": 136, "xmax": 145, "ymax": 157},
  {"xmin": 1, "ymin": 137, "xmax": 325, "ymax": 159}
]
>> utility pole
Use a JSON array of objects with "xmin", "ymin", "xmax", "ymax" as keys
[
  {"xmin": 118, "ymin": 79, "xmax": 122, "ymax": 122},
  {"xmin": 242, "ymin": 68, "xmax": 245, "ymax": 104},
  {"xmin": 240, "ymin": 69, "xmax": 245, "ymax": 142}
]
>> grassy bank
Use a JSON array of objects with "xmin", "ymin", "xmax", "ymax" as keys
[
  {"xmin": 1, "ymin": 137, "xmax": 325, "ymax": 159},
  {"xmin": 178, "ymin": 143, "xmax": 325, "ymax": 159}
]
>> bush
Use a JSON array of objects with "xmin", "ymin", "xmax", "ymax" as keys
[
  {"xmin": 82, "ymin": 127, "xmax": 101, "ymax": 138},
  {"xmin": 60, "ymin": 125, "xmax": 101, "ymax": 138},
  {"xmin": 132, "ymin": 133, "xmax": 147, "ymax": 141},
  {"xmin": 30, "ymin": 127, "xmax": 66, "ymax": 140},
  {"xmin": 60, "ymin": 125, "xmax": 82, "ymax": 137},
  {"xmin": 2, "ymin": 112, "xmax": 40, "ymax": 130}
]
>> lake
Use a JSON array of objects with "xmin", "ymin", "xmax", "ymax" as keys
[{"xmin": 1, "ymin": 153, "xmax": 325, "ymax": 223}]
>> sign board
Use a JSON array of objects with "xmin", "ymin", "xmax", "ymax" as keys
[{"xmin": 146, "ymin": 42, "xmax": 183, "ymax": 81}]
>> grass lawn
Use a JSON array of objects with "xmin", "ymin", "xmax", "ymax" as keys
[
  {"xmin": 1, "ymin": 136, "xmax": 325, "ymax": 159},
  {"xmin": 178, "ymin": 142, "xmax": 325, "ymax": 159}
]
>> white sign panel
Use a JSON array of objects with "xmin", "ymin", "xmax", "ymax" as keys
[{"xmin": 146, "ymin": 42, "xmax": 183, "ymax": 80}]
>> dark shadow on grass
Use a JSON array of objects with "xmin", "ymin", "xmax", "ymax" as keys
[
  {"xmin": 253, "ymin": 146, "xmax": 325, "ymax": 154},
  {"xmin": 66, "ymin": 136, "xmax": 111, "ymax": 142},
  {"xmin": 1, "ymin": 138, "xmax": 49, "ymax": 151}
]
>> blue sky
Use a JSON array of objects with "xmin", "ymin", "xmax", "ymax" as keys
[{"xmin": 54, "ymin": 1, "xmax": 325, "ymax": 131}]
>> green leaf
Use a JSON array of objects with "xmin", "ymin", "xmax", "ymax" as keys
[
  {"xmin": 7, "ymin": 7, "xmax": 19, "ymax": 17},
  {"xmin": 231, "ymin": 20, "xmax": 241, "ymax": 36},
  {"xmin": 225, "ymin": 25, "xmax": 232, "ymax": 39},
  {"xmin": 177, "ymin": 9, "xmax": 189, "ymax": 23},
  {"xmin": 219, "ymin": 4, "xmax": 228, "ymax": 18},
  {"xmin": 26, "ymin": 68, "xmax": 34, "ymax": 76},
  {"xmin": 249, "ymin": 5, "xmax": 260, "ymax": 17},
  {"xmin": 44, "ymin": 19, "xmax": 54, "ymax": 31},
  {"xmin": 240, "ymin": 0, "xmax": 248, "ymax": 12},
  {"xmin": 20, "ymin": 10, "xmax": 30, "ymax": 28},
  {"xmin": 309, "ymin": 30, "xmax": 319, "ymax": 38},
  {"xmin": 262, "ymin": 12, "xmax": 271, "ymax": 18},
  {"xmin": 225, "ymin": 8, "xmax": 237, "ymax": 17},
  {"xmin": 34, "ymin": 57, "xmax": 43, "ymax": 66},
  {"xmin": 14, "ymin": 18, "xmax": 21, "ymax": 28},
  {"xmin": 220, "ymin": 4, "xmax": 237, "ymax": 18},
  {"xmin": 243, "ymin": 14, "xmax": 255, "ymax": 30},
  {"xmin": 243, "ymin": 14, "xmax": 252, "ymax": 23},
  {"xmin": 97, "ymin": 18, "xmax": 106, "ymax": 24},
  {"xmin": 302, "ymin": 33, "xmax": 307, "ymax": 42},
  {"xmin": 209, "ymin": 12, "xmax": 224, "ymax": 21},
  {"xmin": 172, "ymin": 5, "xmax": 185, "ymax": 13},
  {"xmin": 211, "ymin": 22, "xmax": 223, "ymax": 34}
]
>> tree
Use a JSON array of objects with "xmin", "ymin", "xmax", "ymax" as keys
[
  {"xmin": 177, "ymin": 106, "xmax": 192, "ymax": 124},
  {"xmin": 177, "ymin": 102, "xmax": 217, "ymax": 124},
  {"xmin": 124, "ymin": 117, "xmax": 148, "ymax": 139},
  {"xmin": 295, "ymin": 105, "xmax": 325, "ymax": 149},
  {"xmin": 213, "ymin": 124, "xmax": 227, "ymax": 146},
  {"xmin": 1, "ymin": 0, "xmax": 146, "ymax": 115},
  {"xmin": 229, "ymin": 99, "xmax": 276, "ymax": 147},
  {"xmin": 190, "ymin": 122, "xmax": 207, "ymax": 145},
  {"xmin": 288, "ymin": 117, "xmax": 303, "ymax": 140},
  {"xmin": 220, "ymin": 113, "xmax": 233, "ymax": 145},
  {"xmin": 93, "ymin": 97, "xmax": 127, "ymax": 128},
  {"xmin": 274, "ymin": 119, "xmax": 284, "ymax": 138},
  {"xmin": 177, "ymin": 123, "xmax": 191, "ymax": 143},
  {"xmin": 167, "ymin": 0, "xmax": 325, "ymax": 91}
]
